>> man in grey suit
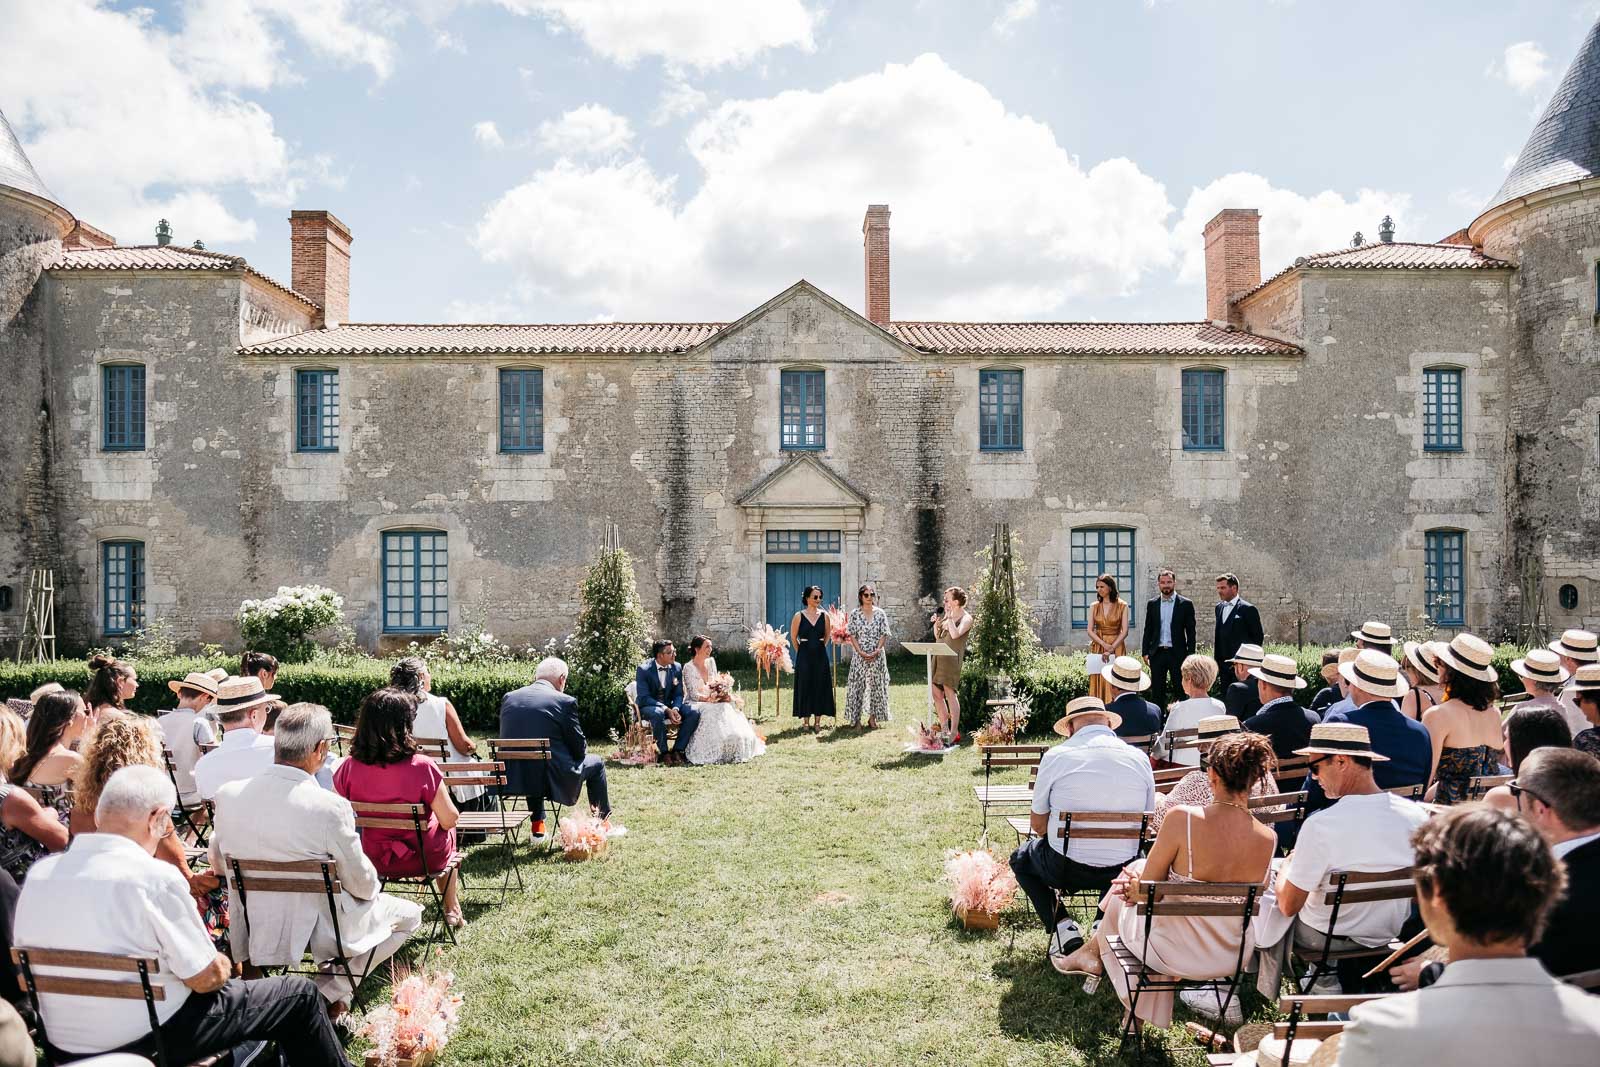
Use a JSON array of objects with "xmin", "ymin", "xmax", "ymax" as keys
[{"xmin": 498, "ymin": 657, "xmax": 612, "ymax": 838}]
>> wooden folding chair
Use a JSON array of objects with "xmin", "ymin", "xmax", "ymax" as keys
[
  {"xmin": 1294, "ymin": 866, "xmax": 1414, "ymax": 992},
  {"xmin": 1249, "ymin": 790, "xmax": 1307, "ymax": 829},
  {"xmin": 1256, "ymin": 993, "xmax": 1391, "ymax": 1064},
  {"xmin": 348, "ymin": 802, "xmax": 463, "ymax": 946},
  {"xmin": 1105, "ymin": 880, "xmax": 1263, "ymax": 1057},
  {"xmin": 412, "ymin": 736, "xmax": 451, "ymax": 762},
  {"xmin": 1054, "ymin": 812, "xmax": 1154, "ymax": 913},
  {"xmin": 442, "ymin": 761, "xmax": 532, "ymax": 898},
  {"xmin": 161, "ymin": 747, "xmax": 210, "ymax": 846},
  {"xmin": 487, "ymin": 738, "xmax": 561, "ymax": 845},
  {"xmin": 1384, "ymin": 783, "xmax": 1428, "ymax": 801},
  {"xmin": 973, "ymin": 744, "xmax": 1046, "ymax": 837},
  {"xmin": 333, "ymin": 723, "xmax": 356, "ymax": 756},
  {"xmin": 1122, "ymin": 734, "xmax": 1157, "ymax": 754},
  {"xmin": 1154, "ymin": 764, "xmax": 1194, "ymax": 794},
  {"xmin": 1273, "ymin": 754, "xmax": 1311, "ymax": 790},
  {"xmin": 220, "ymin": 856, "xmax": 377, "ymax": 1008},
  {"xmin": 10, "ymin": 946, "xmax": 227, "ymax": 1067},
  {"xmin": 1467, "ymin": 774, "xmax": 1512, "ymax": 800}
]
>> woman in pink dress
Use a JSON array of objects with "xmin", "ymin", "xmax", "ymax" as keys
[{"xmin": 333, "ymin": 687, "xmax": 464, "ymax": 928}]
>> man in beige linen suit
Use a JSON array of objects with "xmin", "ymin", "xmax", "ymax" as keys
[
  {"xmin": 209, "ymin": 703, "xmax": 422, "ymax": 1010},
  {"xmin": 1339, "ymin": 806, "xmax": 1600, "ymax": 1066}
]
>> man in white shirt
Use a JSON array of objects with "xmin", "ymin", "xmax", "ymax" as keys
[
  {"xmin": 157, "ymin": 671, "xmax": 220, "ymax": 806},
  {"xmin": 192, "ymin": 676, "xmax": 278, "ymax": 801},
  {"xmin": 1009, "ymin": 696, "xmax": 1155, "ymax": 968},
  {"xmin": 210, "ymin": 703, "xmax": 421, "ymax": 1013},
  {"xmin": 1548, "ymin": 628, "xmax": 1598, "ymax": 737},
  {"xmin": 13, "ymin": 766, "xmax": 349, "ymax": 1064}
]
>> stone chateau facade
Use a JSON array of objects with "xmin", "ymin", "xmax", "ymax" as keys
[{"xmin": 3, "ymin": 25, "xmax": 1600, "ymax": 655}]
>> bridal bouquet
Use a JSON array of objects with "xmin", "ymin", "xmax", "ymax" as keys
[
  {"xmin": 358, "ymin": 961, "xmax": 462, "ymax": 1066},
  {"xmin": 943, "ymin": 848, "xmax": 1019, "ymax": 930},
  {"xmin": 746, "ymin": 623, "xmax": 794, "ymax": 674}
]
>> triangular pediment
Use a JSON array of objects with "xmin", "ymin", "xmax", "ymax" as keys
[
  {"xmin": 695, "ymin": 279, "xmax": 923, "ymax": 360},
  {"xmin": 736, "ymin": 454, "xmax": 869, "ymax": 510}
]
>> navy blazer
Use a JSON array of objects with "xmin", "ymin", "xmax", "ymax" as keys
[
  {"xmin": 1224, "ymin": 679, "xmax": 1263, "ymax": 721},
  {"xmin": 1243, "ymin": 695, "xmax": 1319, "ymax": 759},
  {"xmin": 1212, "ymin": 599, "xmax": 1264, "ymax": 668},
  {"xmin": 634, "ymin": 660, "xmax": 686, "ymax": 714},
  {"xmin": 1107, "ymin": 691, "xmax": 1162, "ymax": 739},
  {"xmin": 1534, "ymin": 837, "xmax": 1600, "ymax": 979},
  {"xmin": 498, "ymin": 680, "xmax": 586, "ymax": 805},
  {"xmin": 1141, "ymin": 594, "xmax": 1196, "ymax": 659}
]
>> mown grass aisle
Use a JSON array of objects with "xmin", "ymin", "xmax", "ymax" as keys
[{"xmin": 436, "ymin": 668, "xmax": 1182, "ymax": 1066}]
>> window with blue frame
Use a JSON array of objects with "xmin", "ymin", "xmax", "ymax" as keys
[
  {"xmin": 765, "ymin": 530, "xmax": 841, "ymax": 554},
  {"xmin": 102, "ymin": 364, "xmax": 146, "ymax": 451},
  {"xmin": 1070, "ymin": 527, "xmax": 1136, "ymax": 628},
  {"xmin": 1422, "ymin": 367, "xmax": 1463, "ymax": 451},
  {"xmin": 979, "ymin": 369, "xmax": 1023, "ymax": 451},
  {"xmin": 296, "ymin": 369, "xmax": 339, "ymax": 452},
  {"xmin": 780, "ymin": 369, "xmax": 825, "ymax": 450},
  {"xmin": 499, "ymin": 368, "xmax": 544, "ymax": 452},
  {"xmin": 102, "ymin": 540, "xmax": 144, "ymax": 635},
  {"xmin": 1181, "ymin": 368, "xmax": 1225, "ymax": 451},
  {"xmin": 382, "ymin": 530, "xmax": 449, "ymax": 633},
  {"xmin": 1425, "ymin": 529, "xmax": 1465, "ymax": 626}
]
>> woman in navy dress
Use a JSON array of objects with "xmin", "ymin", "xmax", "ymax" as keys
[{"xmin": 790, "ymin": 585, "xmax": 836, "ymax": 734}]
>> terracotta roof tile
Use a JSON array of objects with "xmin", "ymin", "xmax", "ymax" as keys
[
  {"xmin": 888, "ymin": 321, "xmax": 1300, "ymax": 356},
  {"xmin": 47, "ymin": 245, "xmax": 317, "ymax": 308},
  {"xmin": 242, "ymin": 322, "xmax": 726, "ymax": 356},
  {"xmin": 1240, "ymin": 241, "xmax": 1511, "ymax": 302}
]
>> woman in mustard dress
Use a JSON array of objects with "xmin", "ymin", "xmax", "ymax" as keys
[{"xmin": 1087, "ymin": 573, "xmax": 1129, "ymax": 703}]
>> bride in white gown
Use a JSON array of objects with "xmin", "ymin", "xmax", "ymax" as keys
[{"xmin": 681, "ymin": 636, "xmax": 766, "ymax": 766}]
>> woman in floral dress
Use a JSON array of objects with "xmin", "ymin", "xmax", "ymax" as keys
[{"xmin": 845, "ymin": 584, "xmax": 892, "ymax": 727}]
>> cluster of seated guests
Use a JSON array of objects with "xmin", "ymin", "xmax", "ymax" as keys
[{"xmin": 0, "ymin": 649, "xmax": 616, "ymax": 1065}]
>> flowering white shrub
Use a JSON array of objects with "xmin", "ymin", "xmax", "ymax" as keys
[{"xmin": 237, "ymin": 585, "xmax": 344, "ymax": 663}]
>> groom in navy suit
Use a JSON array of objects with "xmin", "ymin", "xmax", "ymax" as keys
[{"xmin": 635, "ymin": 639, "xmax": 700, "ymax": 765}]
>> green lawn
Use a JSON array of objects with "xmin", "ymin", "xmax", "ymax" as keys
[{"xmin": 418, "ymin": 665, "xmax": 1214, "ymax": 1066}]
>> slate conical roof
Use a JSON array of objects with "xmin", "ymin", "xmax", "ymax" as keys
[
  {"xmin": 1492, "ymin": 17, "xmax": 1600, "ymax": 207},
  {"xmin": 0, "ymin": 107, "xmax": 63, "ymax": 209}
]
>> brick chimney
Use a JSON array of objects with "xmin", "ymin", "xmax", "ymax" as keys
[
  {"xmin": 862, "ymin": 204, "xmax": 890, "ymax": 325},
  {"xmin": 289, "ymin": 210, "xmax": 352, "ymax": 327},
  {"xmin": 1202, "ymin": 208, "xmax": 1260, "ymax": 325}
]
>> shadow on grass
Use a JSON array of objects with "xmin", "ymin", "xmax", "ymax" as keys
[
  {"xmin": 871, "ymin": 752, "xmax": 949, "ymax": 771},
  {"xmin": 991, "ymin": 952, "xmax": 1194, "ymax": 1066}
]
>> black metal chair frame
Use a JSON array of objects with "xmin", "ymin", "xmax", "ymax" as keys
[
  {"xmin": 442, "ymin": 760, "xmax": 530, "ymax": 900},
  {"xmin": 349, "ymin": 801, "xmax": 463, "ymax": 946},
  {"xmin": 161, "ymin": 748, "xmax": 210, "ymax": 846},
  {"xmin": 488, "ymin": 738, "xmax": 561, "ymax": 850},
  {"xmin": 1293, "ymin": 866, "xmax": 1414, "ymax": 993},
  {"xmin": 223, "ymin": 855, "xmax": 372, "ymax": 1009},
  {"xmin": 1048, "ymin": 811, "xmax": 1155, "ymax": 926}
]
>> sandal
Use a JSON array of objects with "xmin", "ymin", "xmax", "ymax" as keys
[{"xmin": 445, "ymin": 908, "xmax": 467, "ymax": 929}]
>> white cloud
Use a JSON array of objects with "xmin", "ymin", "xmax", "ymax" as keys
[
  {"xmin": 179, "ymin": 0, "xmax": 399, "ymax": 84},
  {"xmin": 434, "ymin": 29, "xmax": 467, "ymax": 52},
  {"xmin": 1173, "ymin": 172, "xmax": 1412, "ymax": 285},
  {"xmin": 495, "ymin": 0, "xmax": 819, "ymax": 69},
  {"xmin": 652, "ymin": 72, "xmax": 710, "ymax": 124},
  {"xmin": 473, "ymin": 120, "xmax": 507, "ymax": 149},
  {"xmin": 1489, "ymin": 41, "xmax": 1551, "ymax": 94},
  {"xmin": 475, "ymin": 53, "xmax": 1176, "ymax": 320},
  {"xmin": 537, "ymin": 104, "xmax": 634, "ymax": 156},
  {"xmin": 993, "ymin": 0, "xmax": 1040, "ymax": 36}
]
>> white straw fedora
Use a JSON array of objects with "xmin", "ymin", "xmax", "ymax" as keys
[
  {"xmin": 1248, "ymin": 653, "xmax": 1308, "ymax": 690},
  {"xmin": 1054, "ymin": 694, "xmax": 1122, "ymax": 735},
  {"xmin": 1231, "ymin": 1034, "xmax": 1326, "ymax": 1067},
  {"xmin": 1227, "ymin": 643, "xmax": 1265, "ymax": 667},
  {"xmin": 1339, "ymin": 649, "xmax": 1409, "ymax": 700},
  {"xmin": 1549, "ymin": 629, "xmax": 1599, "ymax": 663},
  {"xmin": 1195, "ymin": 714, "xmax": 1242, "ymax": 741},
  {"xmin": 167, "ymin": 671, "xmax": 220, "ymax": 698},
  {"xmin": 1572, "ymin": 663, "xmax": 1600, "ymax": 694},
  {"xmin": 1101, "ymin": 655, "xmax": 1151, "ymax": 693},
  {"xmin": 1350, "ymin": 621, "xmax": 1395, "ymax": 647},
  {"xmin": 1434, "ymin": 632, "xmax": 1499, "ymax": 683},
  {"xmin": 1401, "ymin": 640, "xmax": 1441, "ymax": 684},
  {"xmin": 1511, "ymin": 648, "xmax": 1571, "ymax": 687},
  {"xmin": 212, "ymin": 675, "xmax": 279, "ymax": 715},
  {"xmin": 1295, "ymin": 722, "xmax": 1389, "ymax": 761}
]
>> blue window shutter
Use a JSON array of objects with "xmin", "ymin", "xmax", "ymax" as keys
[
  {"xmin": 499, "ymin": 369, "xmax": 544, "ymax": 453},
  {"xmin": 1068, "ymin": 528, "xmax": 1136, "ymax": 628},
  {"xmin": 103, "ymin": 541, "xmax": 145, "ymax": 635},
  {"xmin": 979, "ymin": 369, "xmax": 1023, "ymax": 451},
  {"xmin": 781, "ymin": 370, "xmax": 825, "ymax": 450},
  {"xmin": 383, "ymin": 530, "xmax": 449, "ymax": 633},
  {"xmin": 1423, "ymin": 368, "xmax": 1463, "ymax": 451},
  {"xmin": 102, "ymin": 365, "xmax": 146, "ymax": 451},
  {"xmin": 1425, "ymin": 530, "xmax": 1465, "ymax": 625},
  {"xmin": 1181, "ymin": 368, "xmax": 1225, "ymax": 451},
  {"xmin": 296, "ymin": 369, "xmax": 339, "ymax": 451}
]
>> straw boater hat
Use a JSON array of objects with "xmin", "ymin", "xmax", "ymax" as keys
[
  {"xmin": 1434, "ymin": 632, "xmax": 1499, "ymax": 683},
  {"xmin": 1350, "ymin": 620, "xmax": 1395, "ymax": 647},
  {"xmin": 1511, "ymin": 647, "xmax": 1571, "ymax": 688},
  {"xmin": 211, "ymin": 675, "xmax": 279, "ymax": 715},
  {"xmin": 1570, "ymin": 663, "xmax": 1600, "ymax": 695},
  {"xmin": 1196, "ymin": 714, "xmax": 1242, "ymax": 741},
  {"xmin": 1227, "ymin": 643, "xmax": 1265, "ymax": 667},
  {"xmin": 1402, "ymin": 640, "xmax": 1441, "ymax": 683},
  {"xmin": 1549, "ymin": 628, "xmax": 1599, "ymax": 664},
  {"xmin": 1054, "ymin": 694, "xmax": 1121, "ymax": 735},
  {"xmin": 1248, "ymin": 653, "xmax": 1308, "ymax": 691},
  {"xmin": 205, "ymin": 667, "xmax": 229, "ymax": 683},
  {"xmin": 167, "ymin": 671, "xmax": 221, "ymax": 698},
  {"xmin": 1101, "ymin": 655, "xmax": 1151, "ymax": 693},
  {"xmin": 1338, "ymin": 649, "xmax": 1409, "ymax": 700},
  {"xmin": 1295, "ymin": 722, "xmax": 1389, "ymax": 762},
  {"xmin": 1229, "ymin": 1031, "xmax": 1329, "ymax": 1067}
]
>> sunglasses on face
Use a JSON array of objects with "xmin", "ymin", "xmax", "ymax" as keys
[
  {"xmin": 1509, "ymin": 781, "xmax": 1546, "ymax": 809},
  {"xmin": 1307, "ymin": 757, "xmax": 1332, "ymax": 777}
]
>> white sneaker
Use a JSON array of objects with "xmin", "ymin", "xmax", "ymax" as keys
[{"xmin": 1179, "ymin": 988, "xmax": 1243, "ymax": 1026}]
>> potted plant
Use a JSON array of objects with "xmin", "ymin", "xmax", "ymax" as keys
[{"xmin": 943, "ymin": 848, "xmax": 1018, "ymax": 930}]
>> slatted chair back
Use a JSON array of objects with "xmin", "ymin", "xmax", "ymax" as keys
[
  {"xmin": 220, "ymin": 856, "xmax": 361, "ymax": 1000},
  {"xmin": 412, "ymin": 736, "xmax": 450, "ymax": 762},
  {"xmin": 1154, "ymin": 764, "xmax": 1194, "ymax": 793},
  {"xmin": 10, "ymin": 946, "xmax": 176, "ymax": 1067},
  {"xmin": 1384, "ymin": 783, "xmax": 1428, "ymax": 801},
  {"xmin": 347, "ymin": 801, "xmax": 461, "ymax": 946},
  {"xmin": 1297, "ymin": 866, "xmax": 1415, "ymax": 989},
  {"xmin": 1053, "ymin": 810, "xmax": 1154, "ymax": 849},
  {"xmin": 1122, "ymin": 734, "xmax": 1157, "ymax": 752},
  {"xmin": 489, "ymin": 737, "xmax": 553, "ymax": 762},
  {"xmin": 1249, "ymin": 790, "xmax": 1307, "ymax": 826},
  {"xmin": 1274, "ymin": 754, "xmax": 1311, "ymax": 784},
  {"xmin": 333, "ymin": 723, "xmax": 356, "ymax": 755},
  {"xmin": 1164, "ymin": 727, "xmax": 1202, "ymax": 753},
  {"xmin": 1273, "ymin": 993, "xmax": 1391, "ymax": 1047},
  {"xmin": 439, "ymin": 760, "xmax": 509, "ymax": 792},
  {"xmin": 1468, "ymin": 774, "xmax": 1512, "ymax": 800}
]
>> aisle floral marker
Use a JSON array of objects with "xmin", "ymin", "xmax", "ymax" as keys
[
  {"xmin": 746, "ymin": 623, "xmax": 793, "ymax": 721},
  {"xmin": 358, "ymin": 958, "xmax": 462, "ymax": 1067},
  {"xmin": 557, "ymin": 810, "xmax": 622, "ymax": 861},
  {"xmin": 942, "ymin": 848, "xmax": 1018, "ymax": 931}
]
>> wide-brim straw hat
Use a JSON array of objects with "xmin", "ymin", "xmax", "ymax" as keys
[
  {"xmin": 1571, "ymin": 663, "xmax": 1600, "ymax": 694},
  {"xmin": 212, "ymin": 675, "xmax": 279, "ymax": 715},
  {"xmin": 1227, "ymin": 643, "xmax": 1266, "ymax": 666},
  {"xmin": 1549, "ymin": 629, "xmax": 1598, "ymax": 663},
  {"xmin": 1402, "ymin": 640, "xmax": 1441, "ymax": 683},
  {"xmin": 205, "ymin": 667, "xmax": 229, "ymax": 683},
  {"xmin": 167, "ymin": 671, "xmax": 220, "ymax": 698},
  {"xmin": 1248, "ymin": 653, "xmax": 1308, "ymax": 690},
  {"xmin": 1435, "ymin": 632, "xmax": 1498, "ymax": 683},
  {"xmin": 1231, "ymin": 1035, "xmax": 1331, "ymax": 1067},
  {"xmin": 1101, "ymin": 655, "xmax": 1151, "ymax": 693},
  {"xmin": 1338, "ymin": 649, "xmax": 1409, "ymax": 699},
  {"xmin": 1511, "ymin": 648, "xmax": 1571, "ymax": 687},
  {"xmin": 1054, "ymin": 695, "xmax": 1122, "ymax": 735},
  {"xmin": 1351, "ymin": 621, "xmax": 1395, "ymax": 647},
  {"xmin": 1319, "ymin": 662, "xmax": 1342, "ymax": 687},
  {"xmin": 1196, "ymin": 714, "xmax": 1242, "ymax": 740},
  {"xmin": 1295, "ymin": 722, "xmax": 1389, "ymax": 761}
]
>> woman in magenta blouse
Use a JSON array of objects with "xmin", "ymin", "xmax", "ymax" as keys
[{"xmin": 334, "ymin": 686, "xmax": 464, "ymax": 928}]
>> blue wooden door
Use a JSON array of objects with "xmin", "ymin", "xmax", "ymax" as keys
[{"xmin": 766, "ymin": 562, "xmax": 842, "ymax": 633}]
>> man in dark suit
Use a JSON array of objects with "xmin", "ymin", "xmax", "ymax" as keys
[
  {"xmin": 1141, "ymin": 568, "xmax": 1196, "ymax": 712},
  {"xmin": 1100, "ymin": 656, "xmax": 1162, "ymax": 739},
  {"xmin": 1223, "ymin": 643, "xmax": 1266, "ymax": 721},
  {"xmin": 1211, "ymin": 572, "xmax": 1264, "ymax": 671},
  {"xmin": 634, "ymin": 640, "xmax": 700, "ymax": 765},
  {"xmin": 498, "ymin": 656, "xmax": 611, "ymax": 838},
  {"xmin": 1242, "ymin": 652, "xmax": 1318, "ymax": 759}
]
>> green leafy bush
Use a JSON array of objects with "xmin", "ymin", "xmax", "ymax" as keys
[{"xmin": 237, "ymin": 585, "xmax": 346, "ymax": 663}]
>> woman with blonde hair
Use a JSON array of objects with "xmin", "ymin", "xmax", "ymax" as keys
[
  {"xmin": 1087, "ymin": 574, "xmax": 1128, "ymax": 703},
  {"xmin": 1160, "ymin": 656, "xmax": 1225, "ymax": 768},
  {"xmin": 0, "ymin": 706, "xmax": 67, "ymax": 884}
]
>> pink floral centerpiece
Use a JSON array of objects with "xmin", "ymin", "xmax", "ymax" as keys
[
  {"xmin": 358, "ymin": 962, "xmax": 462, "ymax": 1067},
  {"xmin": 825, "ymin": 605, "xmax": 848, "ymax": 643},
  {"xmin": 557, "ymin": 811, "xmax": 613, "ymax": 861},
  {"xmin": 943, "ymin": 848, "xmax": 1019, "ymax": 930}
]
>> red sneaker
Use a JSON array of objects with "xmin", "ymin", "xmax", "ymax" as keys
[{"xmin": 532, "ymin": 819, "xmax": 547, "ymax": 838}]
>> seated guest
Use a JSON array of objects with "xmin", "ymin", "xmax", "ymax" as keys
[
  {"xmin": 395, "ymin": 658, "xmax": 482, "ymax": 808},
  {"xmin": 0, "ymin": 706, "xmax": 67, "ymax": 885},
  {"xmin": 4, "ymin": 682, "xmax": 65, "ymax": 723},
  {"xmin": 1307, "ymin": 649, "xmax": 1344, "ymax": 715},
  {"xmin": 1480, "ymin": 705, "xmax": 1571, "ymax": 816},
  {"xmin": 156, "ymin": 671, "xmax": 219, "ymax": 807},
  {"xmin": 1322, "ymin": 649, "xmax": 1433, "ymax": 788},
  {"xmin": 211, "ymin": 704, "xmax": 422, "ymax": 1013},
  {"xmin": 333, "ymin": 687, "xmax": 463, "ymax": 930},
  {"xmin": 1222, "ymin": 644, "xmax": 1265, "ymax": 721},
  {"xmin": 1055, "ymin": 732, "xmax": 1277, "ymax": 1030},
  {"xmin": 1272, "ymin": 724, "xmax": 1427, "ymax": 987},
  {"xmin": 1100, "ymin": 656, "xmax": 1161, "ymax": 739},
  {"xmin": 1340, "ymin": 805, "xmax": 1600, "ymax": 1066},
  {"xmin": 1152, "ymin": 716, "xmax": 1278, "ymax": 834},
  {"xmin": 1159, "ymin": 655, "xmax": 1225, "ymax": 768},
  {"xmin": 1509, "ymin": 648, "xmax": 1571, "ymax": 719},
  {"xmin": 634, "ymin": 640, "xmax": 700, "ymax": 765},
  {"xmin": 192, "ymin": 676, "xmax": 278, "ymax": 801},
  {"xmin": 13, "ymin": 766, "xmax": 350, "ymax": 1064},
  {"xmin": 500, "ymin": 657, "xmax": 612, "ymax": 839},
  {"xmin": 1549, "ymin": 628, "xmax": 1598, "ymax": 738},
  {"xmin": 84, "ymin": 655, "xmax": 137, "ymax": 719},
  {"xmin": 1349, "ymin": 620, "xmax": 1395, "ymax": 654},
  {"xmin": 1399, "ymin": 640, "xmax": 1445, "ymax": 720},
  {"xmin": 10, "ymin": 690, "xmax": 94, "ymax": 829},
  {"xmin": 241, "ymin": 650, "xmax": 279, "ymax": 694},
  {"xmin": 1242, "ymin": 653, "xmax": 1318, "ymax": 759},
  {"xmin": 1423, "ymin": 633, "xmax": 1504, "ymax": 804},
  {"xmin": 1008, "ymin": 696, "xmax": 1155, "ymax": 967},
  {"xmin": 1569, "ymin": 663, "xmax": 1600, "ymax": 758}
]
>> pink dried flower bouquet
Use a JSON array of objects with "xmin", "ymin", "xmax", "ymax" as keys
[
  {"xmin": 358, "ymin": 965, "xmax": 462, "ymax": 1067},
  {"xmin": 745, "ymin": 623, "xmax": 794, "ymax": 674},
  {"xmin": 943, "ymin": 848, "xmax": 1019, "ymax": 920},
  {"xmin": 557, "ymin": 811, "xmax": 611, "ymax": 860}
]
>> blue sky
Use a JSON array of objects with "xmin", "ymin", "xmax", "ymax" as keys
[{"xmin": 2, "ymin": 1, "xmax": 1595, "ymax": 325}]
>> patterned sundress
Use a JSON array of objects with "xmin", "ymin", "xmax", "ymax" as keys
[{"xmin": 845, "ymin": 607, "xmax": 892, "ymax": 726}]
